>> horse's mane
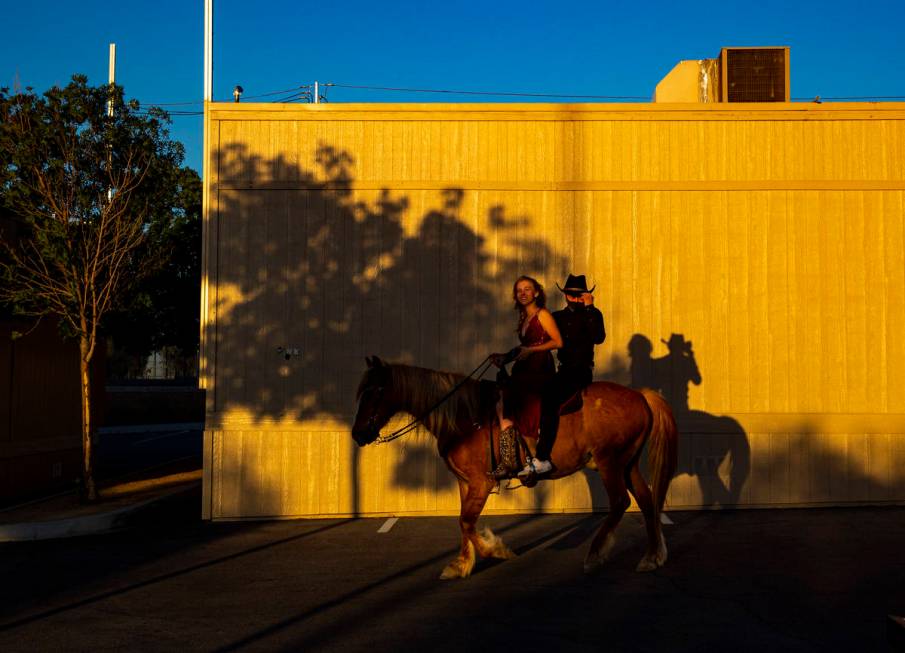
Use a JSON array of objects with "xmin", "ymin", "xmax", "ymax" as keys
[{"xmin": 374, "ymin": 363, "xmax": 495, "ymax": 441}]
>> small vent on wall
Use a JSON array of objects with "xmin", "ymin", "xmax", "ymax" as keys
[{"xmin": 721, "ymin": 47, "xmax": 789, "ymax": 102}]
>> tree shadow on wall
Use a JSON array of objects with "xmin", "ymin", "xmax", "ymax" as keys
[
  {"xmin": 211, "ymin": 142, "xmax": 568, "ymax": 509},
  {"xmin": 212, "ymin": 142, "xmax": 566, "ymax": 422}
]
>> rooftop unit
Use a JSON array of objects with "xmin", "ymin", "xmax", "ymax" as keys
[{"xmin": 654, "ymin": 46, "xmax": 790, "ymax": 103}]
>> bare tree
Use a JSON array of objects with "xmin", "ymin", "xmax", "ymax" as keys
[{"xmin": 0, "ymin": 76, "xmax": 186, "ymax": 500}]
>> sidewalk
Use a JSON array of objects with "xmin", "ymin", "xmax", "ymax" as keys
[{"xmin": 0, "ymin": 425, "xmax": 202, "ymax": 542}]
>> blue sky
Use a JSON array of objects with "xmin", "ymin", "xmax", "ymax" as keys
[{"xmin": 3, "ymin": 0, "xmax": 904, "ymax": 172}]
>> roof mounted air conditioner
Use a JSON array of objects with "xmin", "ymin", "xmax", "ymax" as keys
[
  {"xmin": 721, "ymin": 47, "xmax": 790, "ymax": 102},
  {"xmin": 653, "ymin": 46, "xmax": 790, "ymax": 103}
]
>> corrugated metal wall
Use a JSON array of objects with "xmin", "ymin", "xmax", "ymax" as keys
[{"xmin": 201, "ymin": 103, "xmax": 905, "ymax": 519}]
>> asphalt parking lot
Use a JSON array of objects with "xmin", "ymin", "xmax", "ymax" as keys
[{"xmin": 1, "ymin": 494, "xmax": 903, "ymax": 652}]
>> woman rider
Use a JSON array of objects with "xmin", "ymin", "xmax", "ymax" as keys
[{"xmin": 490, "ymin": 275, "xmax": 563, "ymax": 478}]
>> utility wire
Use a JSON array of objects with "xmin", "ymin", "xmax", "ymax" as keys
[
  {"xmin": 131, "ymin": 110, "xmax": 203, "ymax": 117},
  {"xmin": 792, "ymin": 95, "xmax": 905, "ymax": 101},
  {"xmin": 139, "ymin": 100, "xmax": 205, "ymax": 107},
  {"xmin": 265, "ymin": 89, "xmax": 312, "ymax": 103},
  {"xmin": 139, "ymin": 85, "xmax": 309, "ymax": 107},
  {"xmin": 132, "ymin": 83, "xmax": 905, "ymax": 109},
  {"xmin": 330, "ymin": 83, "xmax": 649, "ymax": 100},
  {"xmin": 242, "ymin": 85, "xmax": 311, "ymax": 100}
]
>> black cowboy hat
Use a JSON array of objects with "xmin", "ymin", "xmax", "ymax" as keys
[{"xmin": 556, "ymin": 274, "xmax": 596, "ymax": 295}]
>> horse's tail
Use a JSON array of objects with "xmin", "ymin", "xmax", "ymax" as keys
[{"xmin": 640, "ymin": 389, "xmax": 679, "ymax": 515}]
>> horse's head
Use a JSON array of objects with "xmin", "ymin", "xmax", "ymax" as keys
[{"xmin": 351, "ymin": 356, "xmax": 395, "ymax": 446}]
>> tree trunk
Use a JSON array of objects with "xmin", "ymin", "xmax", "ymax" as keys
[{"xmin": 79, "ymin": 334, "xmax": 97, "ymax": 502}]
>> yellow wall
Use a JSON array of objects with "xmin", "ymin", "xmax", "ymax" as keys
[{"xmin": 201, "ymin": 102, "xmax": 905, "ymax": 519}]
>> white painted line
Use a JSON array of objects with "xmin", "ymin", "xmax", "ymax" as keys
[
  {"xmin": 377, "ymin": 517, "xmax": 399, "ymax": 533},
  {"xmin": 660, "ymin": 512, "xmax": 674, "ymax": 525}
]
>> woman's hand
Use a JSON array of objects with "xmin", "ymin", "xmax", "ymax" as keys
[{"xmin": 515, "ymin": 346, "xmax": 531, "ymax": 361}]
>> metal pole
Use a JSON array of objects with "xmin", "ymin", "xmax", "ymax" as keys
[
  {"xmin": 204, "ymin": 0, "xmax": 213, "ymax": 101},
  {"xmin": 107, "ymin": 44, "xmax": 115, "ymax": 202},
  {"xmin": 314, "ymin": 81, "xmax": 319, "ymax": 104},
  {"xmin": 107, "ymin": 43, "xmax": 115, "ymax": 117}
]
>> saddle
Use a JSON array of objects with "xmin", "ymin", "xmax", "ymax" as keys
[
  {"xmin": 559, "ymin": 390, "xmax": 584, "ymax": 417},
  {"xmin": 513, "ymin": 388, "xmax": 585, "ymax": 441}
]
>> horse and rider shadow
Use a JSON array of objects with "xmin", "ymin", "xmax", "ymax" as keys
[{"xmin": 586, "ymin": 332, "xmax": 750, "ymax": 510}]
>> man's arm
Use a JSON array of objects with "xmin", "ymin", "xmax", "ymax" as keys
[{"xmin": 587, "ymin": 306, "xmax": 605, "ymax": 344}]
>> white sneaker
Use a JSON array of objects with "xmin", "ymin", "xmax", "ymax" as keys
[{"xmin": 518, "ymin": 458, "xmax": 552, "ymax": 478}]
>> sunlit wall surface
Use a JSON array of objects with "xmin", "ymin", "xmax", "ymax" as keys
[{"xmin": 200, "ymin": 102, "xmax": 905, "ymax": 519}]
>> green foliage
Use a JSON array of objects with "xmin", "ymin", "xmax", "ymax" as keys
[
  {"xmin": 0, "ymin": 75, "xmax": 197, "ymax": 364},
  {"xmin": 105, "ymin": 166, "xmax": 202, "ymax": 376},
  {"xmin": 0, "ymin": 75, "xmax": 199, "ymax": 498}
]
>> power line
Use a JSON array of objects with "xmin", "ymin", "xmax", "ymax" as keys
[
  {"xmin": 139, "ymin": 85, "xmax": 309, "ymax": 107},
  {"xmin": 131, "ymin": 110, "xmax": 203, "ymax": 117},
  {"xmin": 330, "ymin": 83, "xmax": 649, "ymax": 100},
  {"xmin": 133, "ymin": 84, "xmax": 905, "ymax": 110},
  {"xmin": 139, "ymin": 100, "xmax": 204, "ymax": 107},
  {"xmin": 243, "ymin": 85, "xmax": 311, "ymax": 100},
  {"xmin": 792, "ymin": 95, "xmax": 905, "ymax": 101}
]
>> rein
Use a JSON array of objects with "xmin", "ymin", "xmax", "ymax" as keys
[{"xmin": 375, "ymin": 355, "xmax": 495, "ymax": 444}]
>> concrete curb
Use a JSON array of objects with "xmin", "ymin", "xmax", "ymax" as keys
[{"xmin": 0, "ymin": 482, "xmax": 199, "ymax": 543}]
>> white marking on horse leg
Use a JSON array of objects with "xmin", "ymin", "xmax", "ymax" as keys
[
  {"xmin": 600, "ymin": 531, "xmax": 617, "ymax": 561},
  {"xmin": 479, "ymin": 527, "xmax": 516, "ymax": 559},
  {"xmin": 440, "ymin": 539, "xmax": 475, "ymax": 580},
  {"xmin": 584, "ymin": 531, "xmax": 618, "ymax": 573},
  {"xmin": 377, "ymin": 517, "xmax": 398, "ymax": 533},
  {"xmin": 656, "ymin": 531, "xmax": 668, "ymax": 567},
  {"xmin": 636, "ymin": 554, "xmax": 657, "ymax": 572}
]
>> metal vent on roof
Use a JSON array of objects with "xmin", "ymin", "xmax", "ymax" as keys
[{"xmin": 721, "ymin": 47, "xmax": 789, "ymax": 102}]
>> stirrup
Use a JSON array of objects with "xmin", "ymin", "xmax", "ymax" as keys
[{"xmin": 489, "ymin": 464, "xmax": 514, "ymax": 481}]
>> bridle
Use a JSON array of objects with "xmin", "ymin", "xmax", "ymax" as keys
[
  {"xmin": 358, "ymin": 385, "xmax": 385, "ymax": 438},
  {"xmin": 362, "ymin": 355, "xmax": 495, "ymax": 444}
]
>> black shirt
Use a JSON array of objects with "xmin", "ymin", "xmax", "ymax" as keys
[{"xmin": 552, "ymin": 304, "xmax": 605, "ymax": 369}]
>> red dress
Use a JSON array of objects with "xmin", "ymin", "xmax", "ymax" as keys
[{"xmin": 504, "ymin": 313, "xmax": 555, "ymax": 433}]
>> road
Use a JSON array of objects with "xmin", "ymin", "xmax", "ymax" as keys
[
  {"xmin": 0, "ymin": 425, "xmax": 202, "ymax": 512},
  {"xmin": 1, "ymin": 499, "xmax": 903, "ymax": 652},
  {"xmin": 95, "ymin": 425, "xmax": 203, "ymax": 482}
]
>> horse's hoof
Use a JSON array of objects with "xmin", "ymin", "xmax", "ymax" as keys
[
  {"xmin": 440, "ymin": 565, "xmax": 461, "ymax": 580},
  {"xmin": 479, "ymin": 528, "xmax": 517, "ymax": 560},
  {"xmin": 583, "ymin": 556, "xmax": 601, "ymax": 574},
  {"xmin": 439, "ymin": 560, "xmax": 472, "ymax": 580},
  {"xmin": 635, "ymin": 557, "xmax": 658, "ymax": 572},
  {"xmin": 656, "ymin": 534, "xmax": 668, "ymax": 567}
]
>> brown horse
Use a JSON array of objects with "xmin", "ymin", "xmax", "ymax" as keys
[{"xmin": 352, "ymin": 356, "xmax": 678, "ymax": 579}]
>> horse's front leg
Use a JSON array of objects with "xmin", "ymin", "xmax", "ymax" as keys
[
  {"xmin": 584, "ymin": 457, "xmax": 631, "ymax": 573},
  {"xmin": 440, "ymin": 476, "xmax": 515, "ymax": 579}
]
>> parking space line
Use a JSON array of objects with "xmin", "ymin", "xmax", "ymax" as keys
[{"xmin": 377, "ymin": 517, "xmax": 399, "ymax": 533}]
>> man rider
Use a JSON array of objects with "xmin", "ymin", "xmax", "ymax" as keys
[{"xmin": 519, "ymin": 274, "xmax": 605, "ymax": 478}]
